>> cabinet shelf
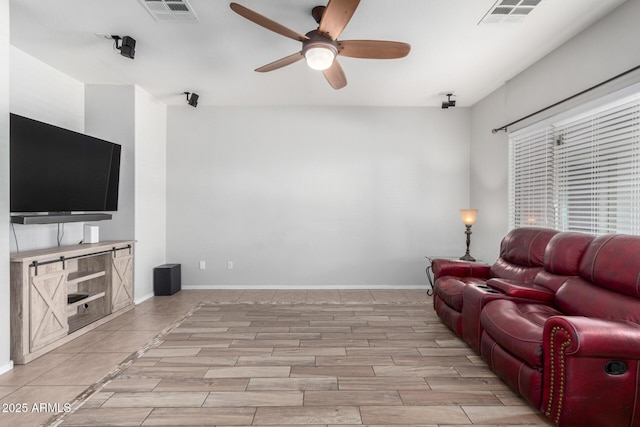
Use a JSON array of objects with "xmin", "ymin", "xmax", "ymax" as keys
[
  {"xmin": 66, "ymin": 291, "xmax": 106, "ymax": 313},
  {"xmin": 67, "ymin": 270, "xmax": 106, "ymax": 285}
]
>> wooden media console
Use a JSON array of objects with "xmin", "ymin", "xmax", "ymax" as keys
[{"xmin": 10, "ymin": 240, "xmax": 135, "ymax": 364}]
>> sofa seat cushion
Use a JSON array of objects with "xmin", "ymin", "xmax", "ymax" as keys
[
  {"xmin": 481, "ymin": 299, "xmax": 560, "ymax": 368},
  {"xmin": 434, "ymin": 276, "xmax": 486, "ymax": 312}
]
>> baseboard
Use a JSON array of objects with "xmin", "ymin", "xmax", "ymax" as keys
[
  {"xmin": 0, "ymin": 360, "xmax": 14, "ymax": 375},
  {"xmin": 181, "ymin": 284, "xmax": 427, "ymax": 290},
  {"xmin": 134, "ymin": 292, "xmax": 154, "ymax": 305}
]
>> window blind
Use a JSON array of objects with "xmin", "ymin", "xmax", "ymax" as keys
[
  {"xmin": 555, "ymin": 99, "xmax": 640, "ymax": 234},
  {"xmin": 508, "ymin": 91, "xmax": 640, "ymax": 235},
  {"xmin": 508, "ymin": 127, "xmax": 555, "ymax": 230}
]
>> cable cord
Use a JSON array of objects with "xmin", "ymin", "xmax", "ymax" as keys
[
  {"xmin": 11, "ymin": 223, "xmax": 20, "ymax": 253},
  {"xmin": 57, "ymin": 223, "xmax": 65, "ymax": 247}
]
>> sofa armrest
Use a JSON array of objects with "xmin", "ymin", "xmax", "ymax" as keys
[
  {"xmin": 541, "ymin": 316, "xmax": 640, "ymax": 426},
  {"xmin": 544, "ymin": 316, "xmax": 640, "ymax": 359},
  {"xmin": 431, "ymin": 259, "xmax": 490, "ymax": 281},
  {"xmin": 486, "ymin": 278, "xmax": 555, "ymax": 302}
]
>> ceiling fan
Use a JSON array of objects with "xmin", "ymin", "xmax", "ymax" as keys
[{"xmin": 229, "ymin": 0, "xmax": 411, "ymax": 90}]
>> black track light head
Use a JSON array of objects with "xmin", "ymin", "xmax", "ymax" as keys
[
  {"xmin": 442, "ymin": 93, "xmax": 456, "ymax": 109},
  {"xmin": 184, "ymin": 92, "xmax": 199, "ymax": 108},
  {"xmin": 112, "ymin": 35, "xmax": 136, "ymax": 59}
]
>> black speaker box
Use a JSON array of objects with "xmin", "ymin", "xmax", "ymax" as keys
[
  {"xmin": 154, "ymin": 263, "xmax": 181, "ymax": 296},
  {"xmin": 120, "ymin": 36, "xmax": 136, "ymax": 59}
]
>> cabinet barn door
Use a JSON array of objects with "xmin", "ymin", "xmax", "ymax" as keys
[
  {"xmin": 30, "ymin": 267, "xmax": 69, "ymax": 351},
  {"xmin": 112, "ymin": 253, "xmax": 134, "ymax": 312}
]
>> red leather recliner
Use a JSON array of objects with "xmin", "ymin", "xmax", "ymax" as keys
[
  {"xmin": 480, "ymin": 234, "xmax": 640, "ymax": 427},
  {"xmin": 432, "ymin": 227, "xmax": 558, "ymax": 337},
  {"xmin": 461, "ymin": 231, "xmax": 594, "ymax": 353}
]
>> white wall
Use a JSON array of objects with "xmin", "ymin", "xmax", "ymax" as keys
[
  {"xmin": 9, "ymin": 47, "xmax": 85, "ymax": 252},
  {"xmin": 470, "ymin": 0, "xmax": 640, "ymax": 263},
  {"xmin": 85, "ymin": 85, "xmax": 136, "ymax": 242},
  {"xmin": 85, "ymin": 84, "xmax": 167, "ymax": 302},
  {"xmin": 134, "ymin": 86, "xmax": 167, "ymax": 301},
  {"xmin": 167, "ymin": 106, "xmax": 470, "ymax": 288},
  {"xmin": 0, "ymin": 0, "xmax": 12, "ymax": 374},
  {"xmin": 9, "ymin": 48, "xmax": 84, "ymax": 132}
]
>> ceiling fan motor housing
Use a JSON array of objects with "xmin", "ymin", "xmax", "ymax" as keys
[{"xmin": 302, "ymin": 30, "xmax": 338, "ymax": 69}]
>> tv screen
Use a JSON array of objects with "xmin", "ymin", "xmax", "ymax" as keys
[{"xmin": 10, "ymin": 114, "xmax": 121, "ymax": 213}]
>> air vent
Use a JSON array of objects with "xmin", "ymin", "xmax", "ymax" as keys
[
  {"xmin": 138, "ymin": 0, "xmax": 198, "ymax": 22},
  {"xmin": 479, "ymin": 0, "xmax": 542, "ymax": 24}
]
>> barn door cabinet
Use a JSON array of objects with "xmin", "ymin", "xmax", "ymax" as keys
[{"xmin": 10, "ymin": 240, "xmax": 135, "ymax": 364}]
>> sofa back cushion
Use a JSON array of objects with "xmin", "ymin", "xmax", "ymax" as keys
[
  {"xmin": 578, "ymin": 234, "xmax": 640, "ymax": 298},
  {"xmin": 533, "ymin": 232, "xmax": 595, "ymax": 292},
  {"xmin": 544, "ymin": 232, "xmax": 594, "ymax": 275},
  {"xmin": 554, "ymin": 234, "xmax": 640, "ymax": 323},
  {"xmin": 489, "ymin": 227, "xmax": 558, "ymax": 282},
  {"xmin": 555, "ymin": 278, "xmax": 640, "ymax": 323}
]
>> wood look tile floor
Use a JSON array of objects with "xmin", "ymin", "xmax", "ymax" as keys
[{"xmin": 0, "ymin": 290, "xmax": 553, "ymax": 426}]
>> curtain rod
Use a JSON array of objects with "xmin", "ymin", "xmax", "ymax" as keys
[{"xmin": 491, "ymin": 64, "xmax": 640, "ymax": 134}]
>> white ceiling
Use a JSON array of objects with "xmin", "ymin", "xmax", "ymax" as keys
[{"xmin": 9, "ymin": 0, "xmax": 628, "ymax": 107}]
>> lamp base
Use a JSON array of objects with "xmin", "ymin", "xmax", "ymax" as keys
[
  {"xmin": 460, "ymin": 254, "xmax": 476, "ymax": 262},
  {"xmin": 460, "ymin": 223, "xmax": 475, "ymax": 262}
]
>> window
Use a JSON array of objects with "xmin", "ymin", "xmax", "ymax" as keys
[
  {"xmin": 509, "ymin": 90, "xmax": 640, "ymax": 235},
  {"xmin": 509, "ymin": 127, "xmax": 554, "ymax": 229}
]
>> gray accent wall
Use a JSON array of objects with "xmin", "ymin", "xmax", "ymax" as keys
[{"xmin": 167, "ymin": 106, "xmax": 471, "ymax": 288}]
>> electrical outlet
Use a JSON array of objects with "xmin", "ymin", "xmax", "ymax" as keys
[
  {"xmin": 227, "ymin": 261, "xmax": 233, "ymax": 270},
  {"xmin": 199, "ymin": 260, "xmax": 206, "ymax": 270}
]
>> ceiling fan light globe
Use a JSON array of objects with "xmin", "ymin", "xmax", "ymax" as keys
[{"xmin": 305, "ymin": 47, "xmax": 335, "ymax": 70}]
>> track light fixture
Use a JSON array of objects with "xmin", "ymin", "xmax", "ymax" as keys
[
  {"xmin": 184, "ymin": 92, "xmax": 199, "ymax": 108},
  {"xmin": 442, "ymin": 93, "xmax": 456, "ymax": 109},
  {"xmin": 112, "ymin": 35, "xmax": 136, "ymax": 59}
]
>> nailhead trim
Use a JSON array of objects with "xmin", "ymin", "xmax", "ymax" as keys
[{"xmin": 546, "ymin": 325, "xmax": 572, "ymax": 424}]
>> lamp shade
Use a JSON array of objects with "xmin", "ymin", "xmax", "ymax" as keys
[
  {"xmin": 305, "ymin": 46, "xmax": 335, "ymax": 70},
  {"xmin": 460, "ymin": 209, "xmax": 478, "ymax": 226}
]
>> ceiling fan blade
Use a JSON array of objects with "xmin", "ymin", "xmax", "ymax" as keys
[
  {"xmin": 230, "ymin": 3, "xmax": 309, "ymax": 42},
  {"xmin": 322, "ymin": 59, "xmax": 347, "ymax": 89},
  {"xmin": 318, "ymin": 0, "xmax": 360, "ymax": 40},
  {"xmin": 338, "ymin": 40, "xmax": 411, "ymax": 59},
  {"xmin": 255, "ymin": 52, "xmax": 304, "ymax": 72}
]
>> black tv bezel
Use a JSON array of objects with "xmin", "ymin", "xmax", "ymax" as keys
[{"xmin": 9, "ymin": 113, "xmax": 121, "ymax": 222}]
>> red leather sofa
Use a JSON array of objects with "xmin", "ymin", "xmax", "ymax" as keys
[
  {"xmin": 432, "ymin": 229, "xmax": 640, "ymax": 427},
  {"xmin": 432, "ymin": 227, "xmax": 558, "ymax": 337}
]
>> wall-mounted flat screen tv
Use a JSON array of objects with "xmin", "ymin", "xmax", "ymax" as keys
[{"xmin": 10, "ymin": 113, "xmax": 121, "ymax": 215}]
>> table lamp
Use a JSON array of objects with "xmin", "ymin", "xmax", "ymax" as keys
[{"xmin": 460, "ymin": 209, "xmax": 478, "ymax": 261}]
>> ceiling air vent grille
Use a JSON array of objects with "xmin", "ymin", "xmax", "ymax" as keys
[
  {"xmin": 479, "ymin": 0, "xmax": 542, "ymax": 24},
  {"xmin": 139, "ymin": 0, "xmax": 198, "ymax": 22}
]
